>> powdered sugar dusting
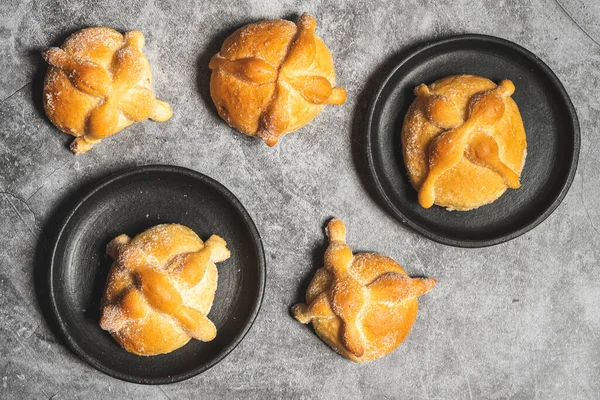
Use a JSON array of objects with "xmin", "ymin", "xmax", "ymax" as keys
[{"xmin": 99, "ymin": 224, "xmax": 229, "ymax": 355}]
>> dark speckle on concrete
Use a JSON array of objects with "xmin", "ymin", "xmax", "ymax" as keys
[{"xmin": 1, "ymin": 0, "xmax": 599, "ymax": 398}]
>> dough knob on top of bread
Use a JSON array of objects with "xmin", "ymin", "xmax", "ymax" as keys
[
  {"xmin": 99, "ymin": 224, "xmax": 230, "ymax": 356},
  {"xmin": 292, "ymin": 218, "xmax": 436, "ymax": 362},
  {"xmin": 402, "ymin": 75, "xmax": 527, "ymax": 211},
  {"xmin": 42, "ymin": 27, "xmax": 172, "ymax": 153},
  {"xmin": 209, "ymin": 13, "xmax": 346, "ymax": 147}
]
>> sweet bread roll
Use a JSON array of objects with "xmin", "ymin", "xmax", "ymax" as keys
[
  {"xmin": 42, "ymin": 27, "xmax": 172, "ymax": 153},
  {"xmin": 209, "ymin": 13, "xmax": 347, "ymax": 146},
  {"xmin": 292, "ymin": 218, "xmax": 436, "ymax": 362},
  {"xmin": 99, "ymin": 224, "xmax": 230, "ymax": 356},
  {"xmin": 402, "ymin": 75, "xmax": 527, "ymax": 211}
]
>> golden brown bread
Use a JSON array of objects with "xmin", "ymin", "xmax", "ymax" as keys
[
  {"xmin": 402, "ymin": 75, "xmax": 527, "ymax": 211},
  {"xmin": 99, "ymin": 224, "xmax": 230, "ymax": 356},
  {"xmin": 292, "ymin": 218, "xmax": 436, "ymax": 362},
  {"xmin": 42, "ymin": 27, "xmax": 172, "ymax": 153},
  {"xmin": 209, "ymin": 13, "xmax": 346, "ymax": 146}
]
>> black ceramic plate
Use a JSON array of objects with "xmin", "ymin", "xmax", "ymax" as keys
[
  {"xmin": 49, "ymin": 165, "xmax": 265, "ymax": 384},
  {"xmin": 366, "ymin": 34, "xmax": 580, "ymax": 247}
]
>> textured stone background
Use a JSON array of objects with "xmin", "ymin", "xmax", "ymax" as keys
[{"xmin": 1, "ymin": 0, "xmax": 599, "ymax": 398}]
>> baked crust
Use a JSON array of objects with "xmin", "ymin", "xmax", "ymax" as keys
[
  {"xmin": 209, "ymin": 13, "xmax": 346, "ymax": 146},
  {"xmin": 401, "ymin": 75, "xmax": 527, "ymax": 211},
  {"xmin": 42, "ymin": 27, "xmax": 172, "ymax": 153},
  {"xmin": 292, "ymin": 218, "xmax": 436, "ymax": 362},
  {"xmin": 99, "ymin": 224, "xmax": 230, "ymax": 356}
]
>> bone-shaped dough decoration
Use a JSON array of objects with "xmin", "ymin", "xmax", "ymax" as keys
[
  {"xmin": 292, "ymin": 218, "xmax": 436, "ymax": 361},
  {"xmin": 42, "ymin": 27, "xmax": 172, "ymax": 153},
  {"xmin": 416, "ymin": 80, "xmax": 521, "ymax": 208},
  {"xmin": 209, "ymin": 13, "xmax": 346, "ymax": 147},
  {"xmin": 100, "ymin": 224, "xmax": 230, "ymax": 356}
]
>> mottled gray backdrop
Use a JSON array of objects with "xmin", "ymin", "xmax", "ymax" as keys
[{"xmin": 1, "ymin": 0, "xmax": 599, "ymax": 398}]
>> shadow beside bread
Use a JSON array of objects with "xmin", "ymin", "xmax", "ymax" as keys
[{"xmin": 290, "ymin": 217, "xmax": 332, "ymax": 312}]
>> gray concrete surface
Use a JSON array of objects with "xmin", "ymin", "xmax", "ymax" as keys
[{"xmin": 1, "ymin": 0, "xmax": 599, "ymax": 398}]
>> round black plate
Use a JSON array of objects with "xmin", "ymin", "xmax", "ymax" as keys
[
  {"xmin": 366, "ymin": 34, "xmax": 580, "ymax": 247},
  {"xmin": 49, "ymin": 165, "xmax": 266, "ymax": 384}
]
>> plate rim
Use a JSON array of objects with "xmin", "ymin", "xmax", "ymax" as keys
[
  {"xmin": 48, "ymin": 164, "xmax": 267, "ymax": 384},
  {"xmin": 365, "ymin": 33, "xmax": 581, "ymax": 248}
]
